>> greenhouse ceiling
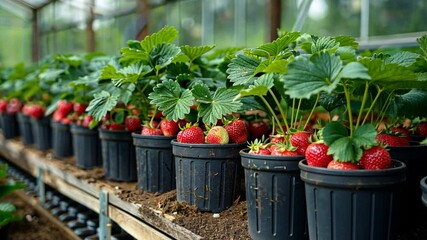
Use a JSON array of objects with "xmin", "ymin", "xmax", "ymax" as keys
[{"xmin": 0, "ymin": 0, "xmax": 144, "ymax": 18}]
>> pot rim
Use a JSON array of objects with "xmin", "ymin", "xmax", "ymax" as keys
[
  {"xmin": 131, "ymin": 132, "xmax": 175, "ymax": 140},
  {"xmin": 171, "ymin": 139, "xmax": 246, "ymax": 148},
  {"xmin": 299, "ymin": 159, "xmax": 406, "ymax": 177}
]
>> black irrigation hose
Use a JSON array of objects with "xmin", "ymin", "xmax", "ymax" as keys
[{"xmin": 0, "ymin": 158, "xmax": 135, "ymax": 240}]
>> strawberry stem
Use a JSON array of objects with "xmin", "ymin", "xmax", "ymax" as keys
[
  {"xmin": 362, "ymin": 86, "xmax": 384, "ymax": 126},
  {"xmin": 303, "ymin": 93, "xmax": 320, "ymax": 131},
  {"xmin": 268, "ymin": 88, "xmax": 289, "ymax": 131}
]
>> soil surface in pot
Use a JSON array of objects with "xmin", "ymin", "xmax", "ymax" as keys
[
  {"xmin": 4, "ymin": 138, "xmax": 427, "ymax": 240},
  {"xmin": 3, "ymin": 194, "xmax": 75, "ymax": 240}
]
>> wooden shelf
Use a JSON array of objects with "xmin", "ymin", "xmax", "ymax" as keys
[{"xmin": 0, "ymin": 137, "xmax": 202, "ymax": 240}]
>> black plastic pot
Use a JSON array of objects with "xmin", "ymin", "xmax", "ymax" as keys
[
  {"xmin": 421, "ymin": 176, "xmax": 427, "ymax": 208},
  {"xmin": 388, "ymin": 142, "xmax": 427, "ymax": 231},
  {"xmin": 51, "ymin": 120, "xmax": 74, "ymax": 158},
  {"xmin": 99, "ymin": 129, "xmax": 137, "ymax": 182},
  {"xmin": 240, "ymin": 151, "xmax": 307, "ymax": 240},
  {"xmin": 171, "ymin": 140, "xmax": 244, "ymax": 213},
  {"xmin": 30, "ymin": 116, "xmax": 52, "ymax": 151},
  {"xmin": 410, "ymin": 134, "xmax": 426, "ymax": 142},
  {"xmin": 0, "ymin": 113, "xmax": 20, "ymax": 139},
  {"xmin": 70, "ymin": 125, "xmax": 102, "ymax": 169},
  {"xmin": 132, "ymin": 133, "xmax": 175, "ymax": 193},
  {"xmin": 17, "ymin": 113, "xmax": 34, "ymax": 145},
  {"xmin": 299, "ymin": 160, "xmax": 406, "ymax": 240},
  {"xmin": 0, "ymin": 224, "xmax": 10, "ymax": 240}
]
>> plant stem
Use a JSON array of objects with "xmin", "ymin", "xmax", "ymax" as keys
[
  {"xmin": 356, "ymin": 82, "xmax": 370, "ymax": 128},
  {"xmin": 375, "ymin": 89, "xmax": 394, "ymax": 127},
  {"xmin": 268, "ymin": 89, "xmax": 289, "ymax": 131},
  {"xmin": 260, "ymin": 95, "xmax": 284, "ymax": 134},
  {"xmin": 303, "ymin": 93, "xmax": 320, "ymax": 130},
  {"xmin": 362, "ymin": 86, "xmax": 383, "ymax": 125},
  {"xmin": 342, "ymin": 83, "xmax": 354, "ymax": 136},
  {"xmin": 291, "ymin": 98, "xmax": 296, "ymax": 128}
]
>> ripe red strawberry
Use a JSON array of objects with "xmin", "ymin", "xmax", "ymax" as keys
[
  {"xmin": 206, "ymin": 126, "xmax": 229, "ymax": 144},
  {"xmin": 57, "ymin": 100, "xmax": 73, "ymax": 116},
  {"xmin": 53, "ymin": 110, "xmax": 66, "ymax": 122},
  {"xmin": 160, "ymin": 119, "xmax": 179, "ymax": 136},
  {"xmin": 61, "ymin": 117, "xmax": 73, "ymax": 125},
  {"xmin": 177, "ymin": 126, "xmax": 205, "ymax": 144},
  {"xmin": 249, "ymin": 121, "xmax": 270, "ymax": 139},
  {"xmin": 224, "ymin": 119, "xmax": 249, "ymax": 144},
  {"xmin": 359, "ymin": 146, "xmax": 391, "ymax": 170},
  {"xmin": 6, "ymin": 98, "xmax": 22, "ymax": 114},
  {"xmin": 305, "ymin": 143, "xmax": 333, "ymax": 168},
  {"xmin": 327, "ymin": 160, "xmax": 360, "ymax": 170},
  {"xmin": 109, "ymin": 122, "xmax": 125, "ymax": 130},
  {"xmin": 141, "ymin": 125, "xmax": 163, "ymax": 136},
  {"xmin": 416, "ymin": 122, "xmax": 427, "ymax": 136},
  {"xmin": 0, "ymin": 99, "xmax": 7, "ymax": 113},
  {"xmin": 28, "ymin": 104, "xmax": 45, "ymax": 119},
  {"xmin": 390, "ymin": 127, "xmax": 410, "ymax": 140},
  {"xmin": 248, "ymin": 138, "xmax": 270, "ymax": 155},
  {"xmin": 125, "ymin": 115, "xmax": 141, "ymax": 132},
  {"xmin": 82, "ymin": 115, "xmax": 94, "ymax": 128},
  {"xmin": 73, "ymin": 103, "xmax": 87, "ymax": 116},
  {"xmin": 376, "ymin": 133, "xmax": 409, "ymax": 146},
  {"xmin": 290, "ymin": 131, "xmax": 312, "ymax": 155}
]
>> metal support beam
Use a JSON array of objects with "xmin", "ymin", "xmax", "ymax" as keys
[
  {"xmin": 99, "ymin": 190, "xmax": 111, "ymax": 240},
  {"xmin": 292, "ymin": 0, "xmax": 313, "ymax": 32},
  {"xmin": 86, "ymin": 0, "xmax": 95, "ymax": 52},
  {"xmin": 37, "ymin": 166, "xmax": 45, "ymax": 204},
  {"xmin": 360, "ymin": 0, "xmax": 369, "ymax": 41},
  {"xmin": 31, "ymin": 8, "xmax": 39, "ymax": 62}
]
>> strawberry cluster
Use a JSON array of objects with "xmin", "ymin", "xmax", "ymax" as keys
[
  {"xmin": 0, "ymin": 98, "xmax": 23, "ymax": 115},
  {"xmin": 169, "ymin": 119, "xmax": 249, "ymax": 144},
  {"xmin": 305, "ymin": 143, "xmax": 391, "ymax": 170}
]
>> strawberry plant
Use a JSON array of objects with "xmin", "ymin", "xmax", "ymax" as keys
[
  {"xmin": 0, "ymin": 164, "xmax": 25, "ymax": 228},
  {"xmin": 87, "ymin": 26, "xmax": 184, "ymax": 132}
]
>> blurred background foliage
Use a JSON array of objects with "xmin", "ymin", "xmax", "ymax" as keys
[{"xmin": 0, "ymin": 0, "xmax": 426, "ymax": 67}]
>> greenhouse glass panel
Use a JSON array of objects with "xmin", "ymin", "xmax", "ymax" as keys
[
  {"xmin": 282, "ymin": 0, "xmax": 361, "ymax": 37},
  {"xmin": 213, "ymin": 0, "xmax": 235, "ymax": 47},
  {"xmin": 245, "ymin": 0, "xmax": 266, "ymax": 47},
  {"xmin": 178, "ymin": 0, "xmax": 202, "ymax": 45},
  {"xmin": 369, "ymin": 0, "xmax": 427, "ymax": 36},
  {"xmin": 0, "ymin": 8, "xmax": 31, "ymax": 66}
]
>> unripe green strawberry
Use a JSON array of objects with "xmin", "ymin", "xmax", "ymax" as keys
[
  {"xmin": 359, "ymin": 146, "xmax": 391, "ymax": 170},
  {"xmin": 177, "ymin": 126, "xmax": 205, "ymax": 144},
  {"xmin": 206, "ymin": 126, "xmax": 229, "ymax": 144}
]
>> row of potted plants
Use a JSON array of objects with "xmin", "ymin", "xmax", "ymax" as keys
[{"xmin": 1, "ymin": 26, "xmax": 427, "ymax": 239}]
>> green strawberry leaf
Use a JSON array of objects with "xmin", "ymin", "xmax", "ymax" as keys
[
  {"xmin": 194, "ymin": 86, "xmax": 242, "ymax": 125},
  {"xmin": 256, "ymin": 32, "xmax": 300, "ymax": 56},
  {"xmin": 340, "ymin": 62, "xmax": 371, "ymax": 80},
  {"xmin": 149, "ymin": 43, "xmax": 181, "ymax": 70},
  {"xmin": 262, "ymin": 59, "xmax": 289, "ymax": 74},
  {"xmin": 180, "ymin": 45, "xmax": 215, "ymax": 62},
  {"xmin": 140, "ymin": 25, "xmax": 178, "ymax": 54},
  {"xmin": 120, "ymin": 48, "xmax": 147, "ymax": 64},
  {"xmin": 323, "ymin": 122, "xmax": 349, "ymax": 145},
  {"xmin": 319, "ymin": 92, "xmax": 345, "ymax": 112},
  {"xmin": 386, "ymin": 51, "xmax": 420, "ymax": 67},
  {"xmin": 254, "ymin": 73, "xmax": 274, "ymax": 88},
  {"xmin": 227, "ymin": 54, "xmax": 260, "ymax": 85},
  {"xmin": 334, "ymin": 35, "xmax": 359, "ymax": 49},
  {"xmin": 236, "ymin": 85, "xmax": 269, "ymax": 99},
  {"xmin": 417, "ymin": 35, "xmax": 427, "ymax": 58},
  {"xmin": 310, "ymin": 36, "xmax": 339, "ymax": 54},
  {"xmin": 352, "ymin": 124, "xmax": 377, "ymax": 147},
  {"xmin": 387, "ymin": 89, "xmax": 427, "ymax": 118},
  {"xmin": 323, "ymin": 122, "xmax": 376, "ymax": 162},
  {"xmin": 284, "ymin": 52, "xmax": 342, "ymax": 99},
  {"xmin": 87, "ymin": 90, "xmax": 121, "ymax": 121},
  {"xmin": 148, "ymin": 80, "xmax": 194, "ymax": 121},
  {"xmin": 327, "ymin": 137, "xmax": 363, "ymax": 162}
]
